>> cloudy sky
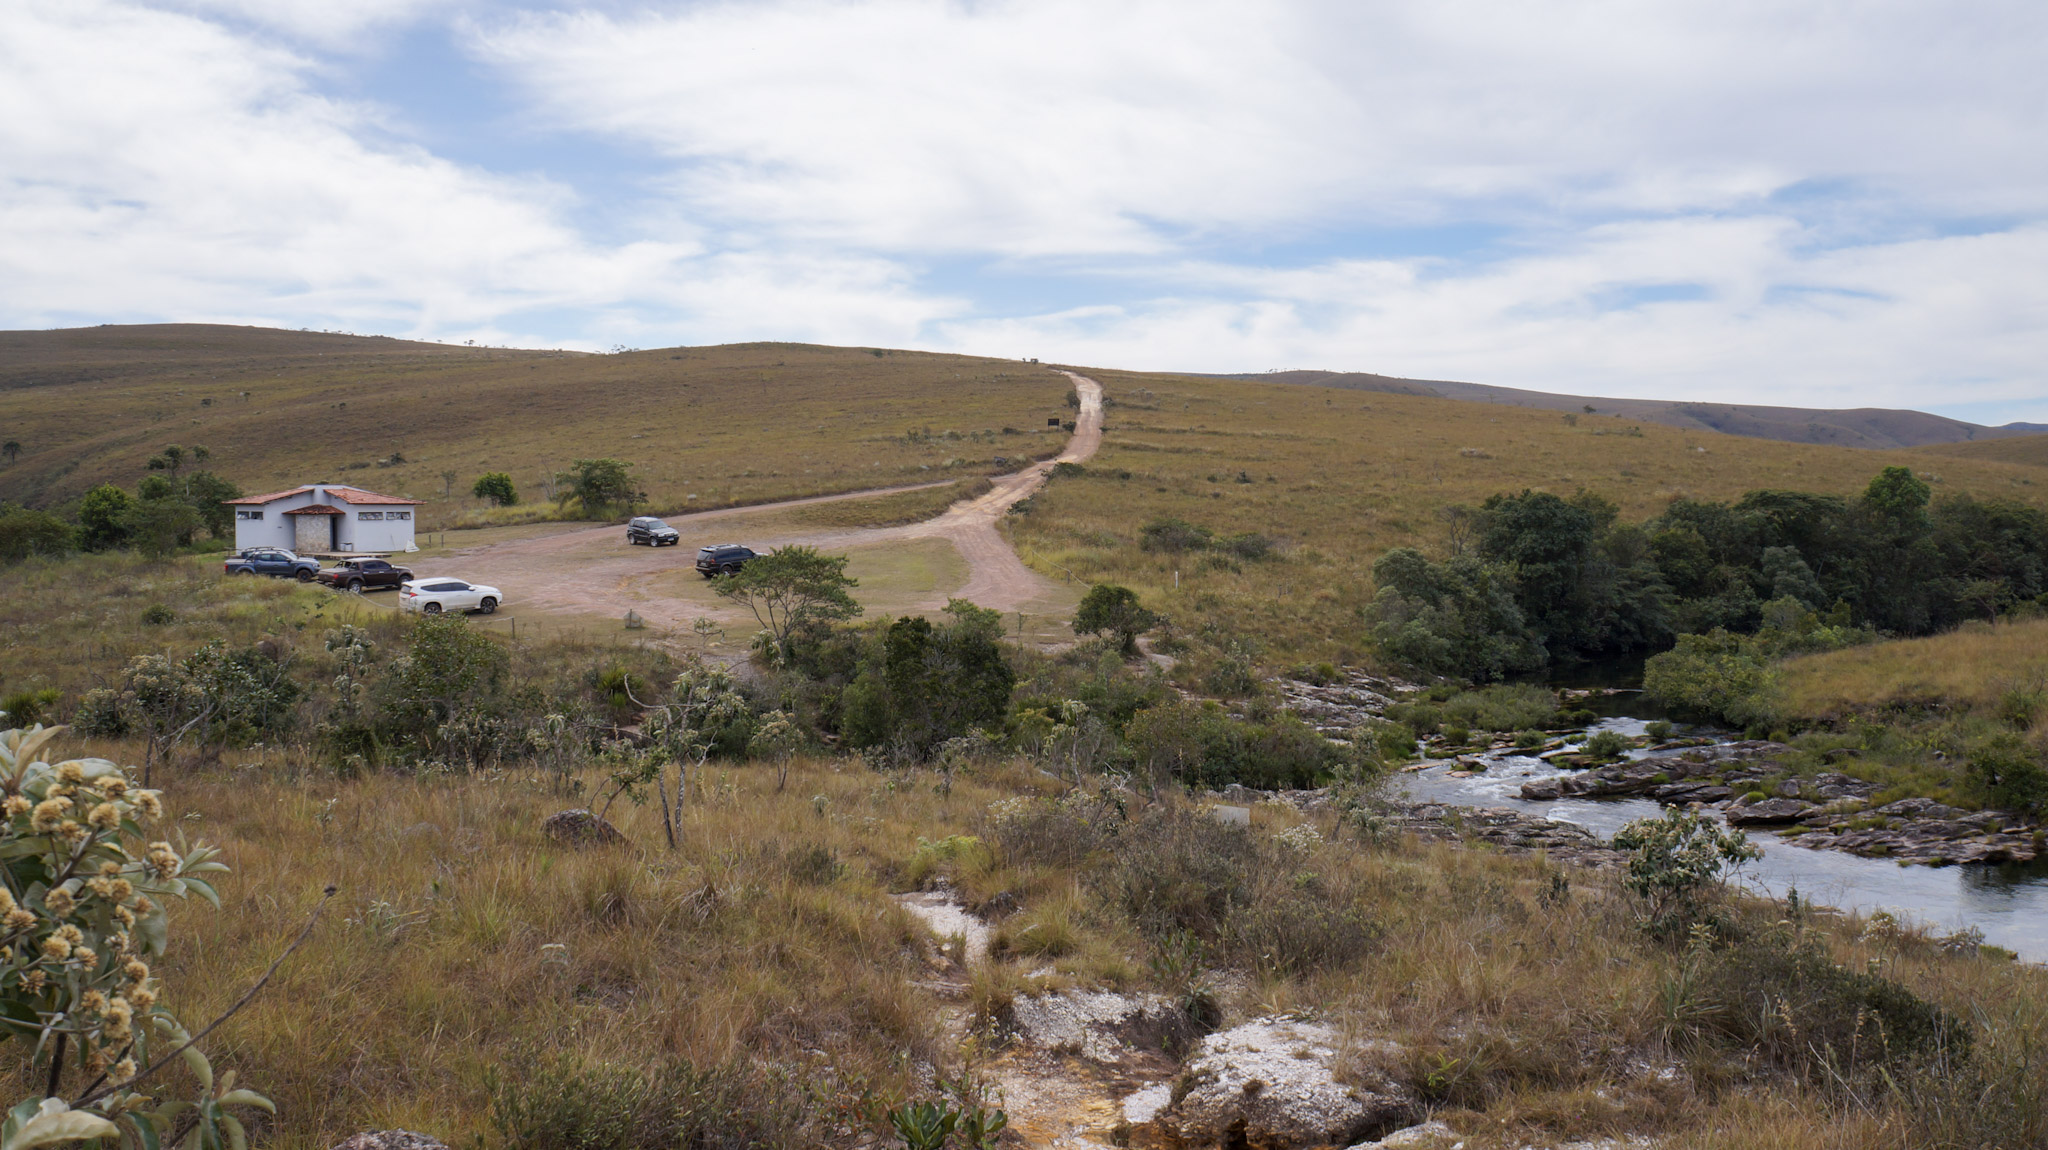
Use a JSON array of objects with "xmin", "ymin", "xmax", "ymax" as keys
[{"xmin": 4, "ymin": 0, "xmax": 2045, "ymax": 422}]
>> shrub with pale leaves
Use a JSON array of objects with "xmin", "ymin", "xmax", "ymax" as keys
[{"xmin": 0, "ymin": 725, "xmax": 270, "ymax": 1146}]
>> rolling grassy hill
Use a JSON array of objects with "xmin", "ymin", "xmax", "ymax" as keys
[
  {"xmin": 1007, "ymin": 366, "xmax": 2048, "ymax": 669},
  {"xmin": 1229, "ymin": 368, "xmax": 2047, "ymax": 450},
  {"xmin": 0, "ymin": 324, "xmax": 1071, "ymax": 526},
  {"xmin": 1914, "ymin": 432, "xmax": 2048, "ymax": 468}
]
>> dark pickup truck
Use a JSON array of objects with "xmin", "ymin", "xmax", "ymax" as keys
[
  {"xmin": 695, "ymin": 544, "xmax": 757, "ymax": 577},
  {"xmin": 223, "ymin": 548, "xmax": 321, "ymax": 581},
  {"xmin": 317, "ymin": 558, "xmax": 414, "ymax": 592}
]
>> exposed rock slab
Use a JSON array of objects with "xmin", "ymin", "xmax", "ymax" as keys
[
  {"xmin": 330, "ymin": 1134, "xmax": 447, "ymax": 1150},
  {"xmin": 1148, "ymin": 1018, "xmax": 1414, "ymax": 1149},
  {"xmin": 1010, "ymin": 989, "xmax": 1182, "ymax": 1064}
]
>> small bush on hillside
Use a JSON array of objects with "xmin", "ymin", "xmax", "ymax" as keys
[
  {"xmin": 1964, "ymin": 734, "xmax": 2048, "ymax": 814},
  {"xmin": 1612, "ymin": 807, "xmax": 1759, "ymax": 937},
  {"xmin": 1138, "ymin": 517, "xmax": 1213, "ymax": 553},
  {"xmin": 489, "ymin": 1052, "xmax": 812, "ymax": 1150},
  {"xmin": 1697, "ymin": 932, "xmax": 1971, "ymax": 1083},
  {"xmin": 1123, "ymin": 700, "xmax": 1338, "ymax": 789},
  {"xmin": 471, "ymin": 471, "xmax": 519, "ymax": 506}
]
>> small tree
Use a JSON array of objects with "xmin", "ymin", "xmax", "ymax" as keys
[
  {"xmin": 616, "ymin": 664, "xmax": 755, "ymax": 848},
  {"xmin": 121, "ymin": 488, "xmax": 202, "ymax": 560},
  {"xmin": 77, "ymin": 486, "xmax": 133, "ymax": 552},
  {"xmin": 1073, "ymin": 584, "xmax": 1157, "ymax": 657},
  {"xmin": 555, "ymin": 459, "xmax": 643, "ymax": 517},
  {"xmin": 181, "ymin": 472, "xmax": 243, "ymax": 539},
  {"xmin": 1, "ymin": 440, "xmax": 20, "ymax": 465},
  {"xmin": 471, "ymin": 473, "xmax": 518, "ymax": 507},
  {"xmin": 712, "ymin": 546, "xmax": 860, "ymax": 662},
  {"xmin": 0, "ymin": 506, "xmax": 74, "ymax": 563},
  {"xmin": 1612, "ymin": 808, "xmax": 1759, "ymax": 937},
  {"xmin": 0, "ymin": 725, "xmax": 278, "ymax": 1145}
]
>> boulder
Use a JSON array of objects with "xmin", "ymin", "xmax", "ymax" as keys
[
  {"xmin": 540, "ymin": 808, "xmax": 627, "ymax": 847},
  {"xmin": 1150, "ymin": 1018, "xmax": 1414, "ymax": 1149},
  {"xmin": 1348, "ymin": 1120, "xmax": 1461, "ymax": 1148},
  {"xmin": 330, "ymin": 1134, "xmax": 446, "ymax": 1150},
  {"xmin": 1725, "ymin": 798, "xmax": 1813, "ymax": 825},
  {"xmin": 1009, "ymin": 989, "xmax": 1181, "ymax": 1063}
]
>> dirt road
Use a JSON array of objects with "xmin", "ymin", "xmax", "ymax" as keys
[{"xmin": 413, "ymin": 371, "xmax": 1103, "ymax": 637}]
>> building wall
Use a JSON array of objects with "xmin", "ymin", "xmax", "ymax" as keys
[
  {"xmin": 335, "ymin": 508, "xmax": 416, "ymax": 553},
  {"xmin": 233, "ymin": 485, "xmax": 418, "ymax": 553}
]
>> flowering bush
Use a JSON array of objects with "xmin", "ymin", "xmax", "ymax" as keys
[{"xmin": 0, "ymin": 725, "xmax": 269, "ymax": 1148}]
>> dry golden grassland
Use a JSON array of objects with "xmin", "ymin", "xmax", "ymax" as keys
[
  {"xmin": 0, "ymin": 325, "xmax": 1070, "ymax": 526},
  {"xmin": 1917, "ymin": 433, "xmax": 2048, "ymax": 468},
  {"xmin": 1006, "ymin": 366, "xmax": 2048, "ymax": 669},
  {"xmin": 8, "ymin": 742, "xmax": 2043, "ymax": 1149},
  {"xmin": 1780, "ymin": 615, "xmax": 2048, "ymax": 725}
]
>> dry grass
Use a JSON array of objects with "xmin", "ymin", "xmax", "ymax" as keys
[
  {"xmin": 1779, "ymin": 616, "xmax": 2048, "ymax": 723},
  {"xmin": 1005, "ymin": 366, "xmax": 2048, "ymax": 669},
  {"xmin": 0, "ymin": 719, "xmax": 2040, "ymax": 1147},
  {"xmin": 1917, "ymin": 433, "xmax": 2048, "ymax": 468},
  {"xmin": 0, "ymin": 326, "xmax": 1069, "ymax": 527}
]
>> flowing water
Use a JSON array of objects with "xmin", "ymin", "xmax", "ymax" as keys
[{"xmin": 1398, "ymin": 712, "xmax": 2048, "ymax": 962}]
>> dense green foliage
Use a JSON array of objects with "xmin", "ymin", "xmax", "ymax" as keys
[
  {"xmin": 839, "ymin": 603, "xmax": 1015, "ymax": 757},
  {"xmin": 555, "ymin": 458, "xmax": 643, "ymax": 516},
  {"xmin": 1641, "ymin": 603, "xmax": 1874, "ymax": 729},
  {"xmin": 1372, "ymin": 470, "xmax": 2048, "ymax": 678},
  {"xmin": 471, "ymin": 471, "xmax": 519, "ymax": 506},
  {"xmin": 1072, "ymin": 583, "xmax": 1158, "ymax": 656},
  {"xmin": 713, "ymin": 545, "xmax": 862, "ymax": 662}
]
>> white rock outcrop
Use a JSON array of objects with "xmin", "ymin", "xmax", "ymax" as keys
[{"xmin": 1150, "ymin": 1018, "xmax": 1414, "ymax": 1149}]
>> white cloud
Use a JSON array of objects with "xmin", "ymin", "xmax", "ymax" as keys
[
  {"xmin": 477, "ymin": 0, "xmax": 2048, "ymax": 251},
  {"xmin": 1, "ymin": 0, "xmax": 2043, "ymax": 420}
]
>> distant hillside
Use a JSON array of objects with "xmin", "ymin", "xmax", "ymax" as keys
[
  {"xmin": 0, "ymin": 324, "xmax": 1068, "ymax": 521},
  {"xmin": 1915, "ymin": 433, "xmax": 2048, "ymax": 468},
  {"xmin": 1224, "ymin": 369, "xmax": 2044, "ymax": 450}
]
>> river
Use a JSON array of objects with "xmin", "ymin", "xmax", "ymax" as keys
[{"xmin": 1397, "ymin": 709, "xmax": 2048, "ymax": 963}]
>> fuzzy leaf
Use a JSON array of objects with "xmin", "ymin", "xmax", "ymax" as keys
[{"xmin": 3, "ymin": 1100, "xmax": 120, "ymax": 1150}]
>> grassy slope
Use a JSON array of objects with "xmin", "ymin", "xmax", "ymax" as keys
[
  {"xmin": 1917, "ymin": 433, "xmax": 2048, "ymax": 468},
  {"xmin": 0, "ymin": 325, "xmax": 1070, "ymax": 526},
  {"xmin": 1781, "ymin": 616, "xmax": 2048, "ymax": 721},
  {"xmin": 1003, "ymin": 366, "xmax": 2048, "ymax": 670}
]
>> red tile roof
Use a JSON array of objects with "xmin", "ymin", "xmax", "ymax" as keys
[
  {"xmin": 326, "ymin": 486, "xmax": 423, "ymax": 506},
  {"xmin": 284, "ymin": 504, "xmax": 346, "ymax": 516},
  {"xmin": 225, "ymin": 484, "xmax": 423, "ymax": 506}
]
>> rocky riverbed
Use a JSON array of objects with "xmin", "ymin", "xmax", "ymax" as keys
[{"xmin": 1516, "ymin": 740, "xmax": 2043, "ymax": 866}]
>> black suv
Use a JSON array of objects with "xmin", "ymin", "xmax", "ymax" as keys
[
  {"xmin": 695, "ymin": 544, "xmax": 756, "ymax": 577},
  {"xmin": 626, "ymin": 516, "xmax": 681, "ymax": 546}
]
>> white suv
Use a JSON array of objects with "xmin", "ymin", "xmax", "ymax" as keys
[{"xmin": 399, "ymin": 578, "xmax": 503, "ymax": 615}]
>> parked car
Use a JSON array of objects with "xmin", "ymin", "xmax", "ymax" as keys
[
  {"xmin": 317, "ymin": 558, "xmax": 414, "ymax": 592},
  {"xmin": 399, "ymin": 578, "xmax": 502, "ymax": 615},
  {"xmin": 223, "ymin": 547, "xmax": 321, "ymax": 581},
  {"xmin": 695, "ymin": 544, "xmax": 757, "ymax": 577},
  {"xmin": 626, "ymin": 516, "xmax": 681, "ymax": 546}
]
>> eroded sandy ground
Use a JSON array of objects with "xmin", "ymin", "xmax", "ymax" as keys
[{"xmin": 403, "ymin": 372, "xmax": 1103, "ymax": 641}]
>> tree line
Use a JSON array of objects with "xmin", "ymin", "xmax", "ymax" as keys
[{"xmin": 1371, "ymin": 466, "xmax": 2048, "ymax": 678}]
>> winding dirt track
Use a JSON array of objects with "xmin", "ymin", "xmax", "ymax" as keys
[{"xmin": 419, "ymin": 372, "xmax": 1102, "ymax": 633}]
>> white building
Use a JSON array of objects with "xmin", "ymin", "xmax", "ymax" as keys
[{"xmin": 225, "ymin": 483, "xmax": 422, "ymax": 555}]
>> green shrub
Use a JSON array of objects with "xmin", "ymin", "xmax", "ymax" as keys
[
  {"xmin": 1124, "ymin": 701, "xmax": 1337, "ymax": 789},
  {"xmin": 1643, "ymin": 630, "xmax": 1782, "ymax": 728},
  {"xmin": 1580, "ymin": 729, "xmax": 1629, "ymax": 761},
  {"xmin": 1697, "ymin": 933, "xmax": 1971, "ymax": 1081},
  {"xmin": 1611, "ymin": 808, "xmax": 1759, "ymax": 937},
  {"xmin": 1964, "ymin": 734, "xmax": 2048, "ymax": 814},
  {"xmin": 1440, "ymin": 725, "xmax": 1470, "ymax": 746},
  {"xmin": 1438, "ymin": 684, "xmax": 1561, "ymax": 732},
  {"xmin": 1645, "ymin": 720, "xmax": 1674, "ymax": 741},
  {"xmin": 471, "ymin": 471, "xmax": 519, "ymax": 506}
]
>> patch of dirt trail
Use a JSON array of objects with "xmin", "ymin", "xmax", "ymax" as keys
[{"xmin": 414, "ymin": 372, "xmax": 1103, "ymax": 635}]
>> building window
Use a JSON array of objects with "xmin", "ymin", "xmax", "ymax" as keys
[
  {"xmin": 393, "ymin": 511, "xmax": 411, "ymax": 521},
  {"xmin": 237, "ymin": 510, "xmax": 264, "ymax": 520},
  {"xmin": 359, "ymin": 511, "xmax": 385, "ymax": 521}
]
